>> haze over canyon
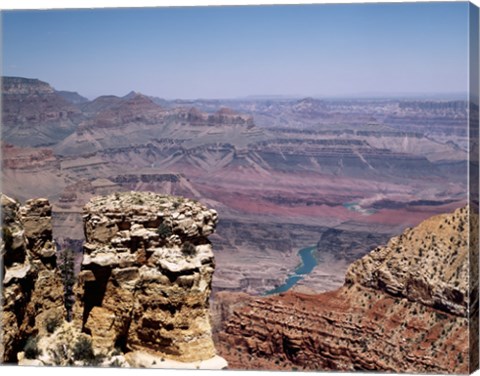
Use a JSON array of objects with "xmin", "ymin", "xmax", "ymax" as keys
[{"xmin": 1, "ymin": 75, "xmax": 476, "ymax": 372}]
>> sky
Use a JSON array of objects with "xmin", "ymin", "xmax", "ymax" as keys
[{"xmin": 1, "ymin": 2, "xmax": 471, "ymax": 99}]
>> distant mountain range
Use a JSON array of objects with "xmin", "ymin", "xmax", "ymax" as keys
[{"xmin": 1, "ymin": 75, "xmax": 469, "ymax": 297}]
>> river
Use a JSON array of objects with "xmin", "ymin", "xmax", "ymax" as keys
[{"xmin": 265, "ymin": 245, "xmax": 318, "ymax": 295}]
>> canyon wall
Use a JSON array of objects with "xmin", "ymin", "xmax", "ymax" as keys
[
  {"xmin": 217, "ymin": 206, "xmax": 472, "ymax": 373},
  {"xmin": 1, "ymin": 194, "xmax": 65, "ymax": 363},
  {"xmin": 2, "ymin": 77, "xmax": 81, "ymax": 146}
]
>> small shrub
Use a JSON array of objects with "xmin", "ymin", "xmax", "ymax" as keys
[
  {"xmin": 157, "ymin": 223, "xmax": 173, "ymax": 239},
  {"xmin": 24, "ymin": 336, "xmax": 41, "ymax": 359},
  {"xmin": 45, "ymin": 315, "xmax": 62, "ymax": 334},
  {"xmin": 112, "ymin": 347, "xmax": 122, "ymax": 356},
  {"xmin": 73, "ymin": 336, "xmax": 96, "ymax": 364},
  {"xmin": 435, "ymin": 311, "xmax": 448, "ymax": 321},
  {"xmin": 181, "ymin": 241, "xmax": 197, "ymax": 256}
]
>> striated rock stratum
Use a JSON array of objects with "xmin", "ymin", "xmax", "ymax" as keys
[
  {"xmin": 217, "ymin": 206, "xmax": 474, "ymax": 373},
  {"xmin": 2, "ymin": 192, "xmax": 226, "ymax": 368},
  {"xmin": 72, "ymin": 191, "xmax": 221, "ymax": 363},
  {"xmin": 1, "ymin": 194, "xmax": 65, "ymax": 363}
]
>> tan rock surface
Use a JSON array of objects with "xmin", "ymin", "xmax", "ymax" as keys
[
  {"xmin": 73, "ymin": 191, "xmax": 220, "ymax": 362},
  {"xmin": 1, "ymin": 194, "xmax": 65, "ymax": 363},
  {"xmin": 345, "ymin": 206, "xmax": 469, "ymax": 316}
]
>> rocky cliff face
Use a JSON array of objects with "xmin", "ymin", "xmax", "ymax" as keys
[
  {"xmin": 176, "ymin": 107, "xmax": 254, "ymax": 128},
  {"xmin": 3, "ymin": 77, "xmax": 54, "ymax": 95},
  {"xmin": 72, "ymin": 191, "xmax": 220, "ymax": 362},
  {"xmin": 78, "ymin": 94, "xmax": 167, "ymax": 130},
  {"xmin": 2, "ymin": 77, "xmax": 82, "ymax": 147},
  {"xmin": 1, "ymin": 143, "xmax": 59, "ymax": 171},
  {"xmin": 345, "ymin": 206, "xmax": 468, "ymax": 316},
  {"xmin": 1, "ymin": 194, "xmax": 65, "ymax": 363},
  {"xmin": 217, "ymin": 206, "xmax": 472, "ymax": 373}
]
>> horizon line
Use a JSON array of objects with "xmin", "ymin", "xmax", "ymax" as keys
[{"xmin": 2, "ymin": 75, "xmax": 469, "ymax": 102}]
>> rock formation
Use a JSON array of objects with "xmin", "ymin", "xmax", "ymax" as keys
[
  {"xmin": 2, "ymin": 76, "xmax": 469, "ymax": 301},
  {"xmin": 1, "ymin": 143, "xmax": 58, "ymax": 170},
  {"xmin": 1, "ymin": 194, "xmax": 65, "ymax": 363},
  {"xmin": 2, "ymin": 77, "xmax": 82, "ymax": 147},
  {"xmin": 72, "ymin": 191, "xmax": 221, "ymax": 363},
  {"xmin": 345, "ymin": 206, "xmax": 469, "ymax": 316},
  {"xmin": 217, "ymin": 206, "xmax": 473, "ymax": 373}
]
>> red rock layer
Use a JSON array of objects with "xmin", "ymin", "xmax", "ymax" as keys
[
  {"xmin": 217, "ymin": 287, "xmax": 468, "ymax": 373},
  {"xmin": 216, "ymin": 207, "xmax": 473, "ymax": 373}
]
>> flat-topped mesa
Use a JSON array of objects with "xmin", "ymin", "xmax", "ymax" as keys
[
  {"xmin": 345, "ymin": 206, "xmax": 469, "ymax": 316},
  {"xmin": 2, "ymin": 77, "xmax": 81, "ymax": 147},
  {"xmin": 175, "ymin": 107, "xmax": 254, "ymax": 127},
  {"xmin": 2, "ymin": 77, "xmax": 55, "ymax": 95},
  {"xmin": 72, "ymin": 191, "xmax": 220, "ymax": 363}
]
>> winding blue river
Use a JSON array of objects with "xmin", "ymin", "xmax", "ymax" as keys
[{"xmin": 265, "ymin": 245, "xmax": 318, "ymax": 295}]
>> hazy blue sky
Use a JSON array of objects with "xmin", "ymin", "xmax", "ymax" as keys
[{"xmin": 2, "ymin": 3, "xmax": 470, "ymax": 99}]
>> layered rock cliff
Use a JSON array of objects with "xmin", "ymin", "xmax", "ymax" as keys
[
  {"xmin": 2, "ymin": 191, "xmax": 226, "ymax": 368},
  {"xmin": 2, "ymin": 77, "xmax": 82, "ymax": 146},
  {"xmin": 72, "ymin": 191, "xmax": 221, "ymax": 363},
  {"xmin": 345, "ymin": 206, "xmax": 469, "ymax": 316},
  {"xmin": 1, "ymin": 194, "xmax": 65, "ymax": 363},
  {"xmin": 217, "ymin": 206, "xmax": 472, "ymax": 373}
]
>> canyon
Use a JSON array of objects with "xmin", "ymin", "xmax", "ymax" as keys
[
  {"xmin": 216, "ymin": 206, "xmax": 476, "ymax": 373},
  {"xmin": 1, "ymin": 76, "xmax": 468, "ymax": 297},
  {"xmin": 2, "ymin": 192, "xmax": 476, "ymax": 371},
  {"xmin": 1, "ymin": 76, "xmax": 476, "ymax": 372}
]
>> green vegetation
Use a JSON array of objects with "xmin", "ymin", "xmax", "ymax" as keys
[
  {"xmin": 24, "ymin": 336, "xmax": 41, "ymax": 359},
  {"xmin": 435, "ymin": 311, "xmax": 448, "ymax": 321},
  {"xmin": 181, "ymin": 241, "xmax": 197, "ymax": 256},
  {"xmin": 157, "ymin": 222, "xmax": 173, "ymax": 239},
  {"xmin": 109, "ymin": 358, "xmax": 122, "ymax": 367},
  {"xmin": 73, "ymin": 336, "xmax": 99, "ymax": 365},
  {"xmin": 45, "ymin": 315, "xmax": 62, "ymax": 334}
]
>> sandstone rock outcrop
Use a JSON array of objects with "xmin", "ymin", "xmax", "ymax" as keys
[
  {"xmin": 217, "ymin": 206, "xmax": 472, "ymax": 373},
  {"xmin": 345, "ymin": 206, "xmax": 469, "ymax": 316},
  {"xmin": 72, "ymin": 191, "xmax": 220, "ymax": 363},
  {"xmin": 1, "ymin": 194, "xmax": 65, "ymax": 363}
]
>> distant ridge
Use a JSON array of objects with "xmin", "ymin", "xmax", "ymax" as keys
[{"xmin": 56, "ymin": 90, "xmax": 89, "ymax": 104}]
